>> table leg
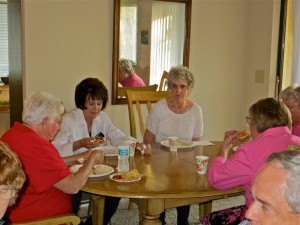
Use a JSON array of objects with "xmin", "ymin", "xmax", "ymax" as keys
[
  {"xmin": 91, "ymin": 194, "xmax": 105, "ymax": 225},
  {"xmin": 199, "ymin": 201, "xmax": 212, "ymax": 218},
  {"xmin": 137, "ymin": 198, "xmax": 164, "ymax": 225}
]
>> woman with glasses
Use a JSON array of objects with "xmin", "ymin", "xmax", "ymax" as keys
[
  {"xmin": 0, "ymin": 141, "xmax": 26, "ymax": 225},
  {"xmin": 279, "ymin": 86, "xmax": 300, "ymax": 136},
  {"xmin": 143, "ymin": 65, "xmax": 204, "ymax": 225},
  {"xmin": 201, "ymin": 98, "xmax": 300, "ymax": 225}
]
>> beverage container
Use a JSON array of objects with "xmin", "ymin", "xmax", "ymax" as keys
[
  {"xmin": 117, "ymin": 145, "xmax": 129, "ymax": 172},
  {"xmin": 196, "ymin": 155, "xmax": 209, "ymax": 174},
  {"xmin": 168, "ymin": 136, "xmax": 179, "ymax": 152}
]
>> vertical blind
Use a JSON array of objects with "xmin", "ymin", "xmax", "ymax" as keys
[
  {"xmin": 0, "ymin": 2, "xmax": 8, "ymax": 77},
  {"xmin": 150, "ymin": 2, "xmax": 185, "ymax": 85}
]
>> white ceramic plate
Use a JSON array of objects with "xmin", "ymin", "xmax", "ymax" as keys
[
  {"xmin": 160, "ymin": 139, "xmax": 195, "ymax": 149},
  {"xmin": 70, "ymin": 164, "xmax": 114, "ymax": 178},
  {"xmin": 109, "ymin": 173, "xmax": 141, "ymax": 183},
  {"xmin": 93, "ymin": 146, "xmax": 118, "ymax": 156}
]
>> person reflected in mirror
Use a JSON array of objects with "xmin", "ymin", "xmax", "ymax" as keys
[
  {"xmin": 118, "ymin": 59, "xmax": 146, "ymax": 87},
  {"xmin": 0, "ymin": 141, "xmax": 26, "ymax": 225},
  {"xmin": 246, "ymin": 150, "xmax": 300, "ymax": 225},
  {"xmin": 202, "ymin": 98, "xmax": 300, "ymax": 225},
  {"xmin": 279, "ymin": 86, "xmax": 300, "ymax": 136},
  {"xmin": 52, "ymin": 78, "xmax": 151, "ymax": 224},
  {"xmin": 1, "ymin": 91, "xmax": 105, "ymax": 224},
  {"xmin": 143, "ymin": 65, "xmax": 204, "ymax": 225}
]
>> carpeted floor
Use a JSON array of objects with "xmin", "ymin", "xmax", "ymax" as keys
[{"xmin": 79, "ymin": 195, "xmax": 245, "ymax": 225}]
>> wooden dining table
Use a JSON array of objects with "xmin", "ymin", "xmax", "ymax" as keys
[{"xmin": 82, "ymin": 141, "xmax": 244, "ymax": 225}]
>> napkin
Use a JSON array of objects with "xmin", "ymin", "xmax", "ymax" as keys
[{"xmin": 192, "ymin": 140, "xmax": 214, "ymax": 146}]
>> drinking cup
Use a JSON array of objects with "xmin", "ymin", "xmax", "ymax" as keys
[
  {"xmin": 168, "ymin": 136, "xmax": 179, "ymax": 152},
  {"xmin": 125, "ymin": 140, "xmax": 137, "ymax": 157},
  {"xmin": 196, "ymin": 155, "xmax": 209, "ymax": 174}
]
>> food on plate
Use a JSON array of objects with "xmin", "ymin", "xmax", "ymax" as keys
[
  {"xmin": 176, "ymin": 140, "xmax": 192, "ymax": 146},
  {"xmin": 236, "ymin": 130, "xmax": 251, "ymax": 140},
  {"xmin": 93, "ymin": 137, "xmax": 104, "ymax": 143},
  {"xmin": 111, "ymin": 169, "xmax": 141, "ymax": 182},
  {"xmin": 93, "ymin": 165, "xmax": 113, "ymax": 175}
]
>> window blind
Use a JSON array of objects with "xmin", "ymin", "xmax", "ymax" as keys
[{"xmin": 0, "ymin": 2, "xmax": 9, "ymax": 76}]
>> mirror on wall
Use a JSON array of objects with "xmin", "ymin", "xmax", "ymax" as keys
[{"xmin": 112, "ymin": 0, "xmax": 192, "ymax": 104}]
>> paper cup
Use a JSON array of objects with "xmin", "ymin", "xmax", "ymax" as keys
[
  {"xmin": 196, "ymin": 155, "xmax": 209, "ymax": 174},
  {"xmin": 125, "ymin": 140, "xmax": 136, "ymax": 156},
  {"xmin": 168, "ymin": 136, "xmax": 179, "ymax": 152}
]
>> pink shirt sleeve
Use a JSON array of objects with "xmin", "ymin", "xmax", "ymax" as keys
[{"xmin": 208, "ymin": 149, "xmax": 254, "ymax": 190}]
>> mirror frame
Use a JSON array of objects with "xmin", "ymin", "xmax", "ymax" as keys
[{"xmin": 112, "ymin": 0, "xmax": 192, "ymax": 105}]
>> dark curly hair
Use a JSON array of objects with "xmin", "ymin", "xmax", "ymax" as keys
[{"xmin": 75, "ymin": 78, "xmax": 108, "ymax": 110}]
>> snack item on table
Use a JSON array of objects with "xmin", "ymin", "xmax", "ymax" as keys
[
  {"xmin": 111, "ymin": 169, "xmax": 141, "ymax": 182},
  {"xmin": 90, "ymin": 137, "xmax": 104, "ymax": 143},
  {"xmin": 93, "ymin": 165, "xmax": 112, "ymax": 175},
  {"xmin": 176, "ymin": 140, "xmax": 191, "ymax": 147},
  {"xmin": 236, "ymin": 130, "xmax": 251, "ymax": 140}
]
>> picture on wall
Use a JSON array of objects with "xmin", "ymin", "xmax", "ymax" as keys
[{"xmin": 141, "ymin": 30, "xmax": 149, "ymax": 45}]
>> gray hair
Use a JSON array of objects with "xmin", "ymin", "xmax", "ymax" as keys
[
  {"xmin": 267, "ymin": 150, "xmax": 300, "ymax": 214},
  {"xmin": 279, "ymin": 86, "xmax": 300, "ymax": 105},
  {"xmin": 22, "ymin": 91, "xmax": 65, "ymax": 126},
  {"xmin": 167, "ymin": 65, "xmax": 195, "ymax": 90},
  {"xmin": 119, "ymin": 58, "xmax": 134, "ymax": 75}
]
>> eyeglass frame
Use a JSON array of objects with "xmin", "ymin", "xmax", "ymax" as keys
[{"xmin": 0, "ymin": 186, "xmax": 17, "ymax": 200}]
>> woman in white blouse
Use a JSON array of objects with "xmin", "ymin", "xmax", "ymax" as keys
[{"xmin": 143, "ymin": 65, "xmax": 204, "ymax": 225}]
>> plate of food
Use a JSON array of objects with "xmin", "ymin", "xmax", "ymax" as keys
[
  {"xmin": 93, "ymin": 146, "xmax": 118, "ymax": 156},
  {"xmin": 160, "ymin": 139, "xmax": 195, "ymax": 149},
  {"xmin": 70, "ymin": 164, "xmax": 114, "ymax": 178},
  {"xmin": 109, "ymin": 169, "xmax": 141, "ymax": 183}
]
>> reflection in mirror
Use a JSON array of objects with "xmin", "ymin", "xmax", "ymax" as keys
[{"xmin": 112, "ymin": 0, "xmax": 191, "ymax": 104}]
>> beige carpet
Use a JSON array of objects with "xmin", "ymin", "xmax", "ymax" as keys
[{"xmin": 79, "ymin": 195, "xmax": 245, "ymax": 225}]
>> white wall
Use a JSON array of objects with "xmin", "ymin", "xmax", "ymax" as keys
[{"xmin": 21, "ymin": 0, "xmax": 280, "ymax": 142}]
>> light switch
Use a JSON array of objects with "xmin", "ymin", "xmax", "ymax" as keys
[{"xmin": 255, "ymin": 70, "xmax": 265, "ymax": 84}]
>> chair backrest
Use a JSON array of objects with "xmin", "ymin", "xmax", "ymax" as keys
[
  {"xmin": 117, "ymin": 84, "xmax": 158, "ymax": 98},
  {"xmin": 126, "ymin": 90, "xmax": 172, "ymax": 138},
  {"xmin": 158, "ymin": 71, "xmax": 169, "ymax": 91},
  {"xmin": 11, "ymin": 213, "xmax": 81, "ymax": 225}
]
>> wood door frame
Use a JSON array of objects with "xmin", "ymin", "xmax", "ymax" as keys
[{"xmin": 8, "ymin": 0, "xmax": 23, "ymax": 126}]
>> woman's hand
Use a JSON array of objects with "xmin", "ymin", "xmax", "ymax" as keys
[
  {"xmin": 136, "ymin": 143, "xmax": 152, "ymax": 155},
  {"xmin": 217, "ymin": 130, "xmax": 240, "ymax": 159},
  {"xmin": 73, "ymin": 137, "xmax": 101, "ymax": 151}
]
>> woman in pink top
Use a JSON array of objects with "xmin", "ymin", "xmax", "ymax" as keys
[
  {"xmin": 279, "ymin": 86, "xmax": 300, "ymax": 136},
  {"xmin": 201, "ymin": 98, "xmax": 300, "ymax": 225},
  {"xmin": 118, "ymin": 59, "xmax": 146, "ymax": 87}
]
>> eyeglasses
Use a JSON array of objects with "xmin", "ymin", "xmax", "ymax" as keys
[
  {"xmin": 287, "ymin": 105, "xmax": 299, "ymax": 110},
  {"xmin": 171, "ymin": 84, "xmax": 188, "ymax": 91},
  {"xmin": 246, "ymin": 116, "xmax": 251, "ymax": 123},
  {"xmin": 0, "ymin": 186, "xmax": 17, "ymax": 200}
]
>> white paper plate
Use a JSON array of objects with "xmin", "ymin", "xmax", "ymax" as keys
[
  {"xmin": 93, "ymin": 146, "xmax": 118, "ymax": 156},
  {"xmin": 109, "ymin": 173, "xmax": 141, "ymax": 183},
  {"xmin": 160, "ymin": 139, "xmax": 195, "ymax": 149},
  {"xmin": 70, "ymin": 164, "xmax": 114, "ymax": 178}
]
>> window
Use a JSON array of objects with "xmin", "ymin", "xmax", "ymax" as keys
[
  {"xmin": 120, "ymin": 4, "xmax": 137, "ymax": 63},
  {"xmin": 0, "ymin": 1, "xmax": 8, "ymax": 77}
]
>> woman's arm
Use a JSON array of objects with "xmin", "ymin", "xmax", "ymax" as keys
[{"xmin": 143, "ymin": 129, "xmax": 155, "ymax": 144}]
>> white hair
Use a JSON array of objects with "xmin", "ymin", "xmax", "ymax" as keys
[{"xmin": 22, "ymin": 91, "xmax": 65, "ymax": 126}]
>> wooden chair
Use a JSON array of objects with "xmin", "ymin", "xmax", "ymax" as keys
[
  {"xmin": 117, "ymin": 84, "xmax": 158, "ymax": 98},
  {"xmin": 126, "ymin": 90, "xmax": 172, "ymax": 138},
  {"xmin": 158, "ymin": 71, "xmax": 169, "ymax": 91},
  {"xmin": 11, "ymin": 213, "xmax": 81, "ymax": 225}
]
